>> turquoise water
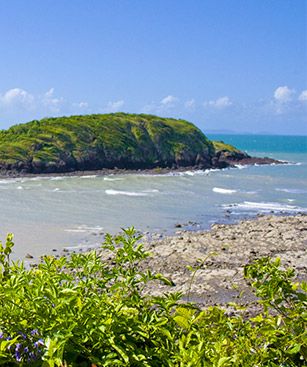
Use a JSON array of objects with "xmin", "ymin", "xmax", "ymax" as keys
[
  {"xmin": 207, "ymin": 134, "xmax": 307, "ymax": 154},
  {"xmin": 0, "ymin": 134, "xmax": 306, "ymax": 260}
]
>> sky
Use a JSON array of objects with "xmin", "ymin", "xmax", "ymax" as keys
[{"xmin": 0, "ymin": 0, "xmax": 306, "ymax": 135}]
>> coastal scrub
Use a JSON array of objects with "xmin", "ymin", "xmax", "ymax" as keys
[
  {"xmin": 0, "ymin": 229, "xmax": 306, "ymax": 366},
  {"xmin": 0, "ymin": 113, "xmax": 214, "ymax": 174}
]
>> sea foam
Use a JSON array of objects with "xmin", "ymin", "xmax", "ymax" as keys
[
  {"xmin": 223, "ymin": 201, "xmax": 307, "ymax": 213},
  {"xmin": 213, "ymin": 187, "xmax": 237, "ymax": 194},
  {"xmin": 65, "ymin": 225, "xmax": 104, "ymax": 233},
  {"xmin": 103, "ymin": 177, "xmax": 124, "ymax": 181},
  {"xmin": 276, "ymin": 188, "xmax": 307, "ymax": 194},
  {"xmin": 80, "ymin": 175, "xmax": 98, "ymax": 179},
  {"xmin": 105, "ymin": 189, "xmax": 149, "ymax": 197}
]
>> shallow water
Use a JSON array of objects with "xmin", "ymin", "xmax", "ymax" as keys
[{"xmin": 0, "ymin": 134, "xmax": 306, "ymax": 260}]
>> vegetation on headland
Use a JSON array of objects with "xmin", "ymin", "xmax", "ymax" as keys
[
  {"xmin": 0, "ymin": 113, "xmax": 216, "ymax": 174},
  {"xmin": 211, "ymin": 140, "xmax": 242, "ymax": 154},
  {"xmin": 0, "ymin": 230, "xmax": 306, "ymax": 366}
]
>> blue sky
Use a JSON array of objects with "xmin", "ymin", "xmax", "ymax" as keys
[{"xmin": 0, "ymin": 0, "xmax": 306, "ymax": 134}]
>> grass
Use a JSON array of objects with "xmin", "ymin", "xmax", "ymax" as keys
[
  {"xmin": 211, "ymin": 140, "xmax": 241, "ymax": 153},
  {"xmin": 0, "ymin": 113, "xmax": 215, "ymax": 173}
]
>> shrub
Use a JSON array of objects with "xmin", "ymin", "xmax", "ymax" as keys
[{"xmin": 0, "ymin": 230, "xmax": 306, "ymax": 366}]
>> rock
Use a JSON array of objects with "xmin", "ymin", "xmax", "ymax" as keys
[
  {"xmin": 0, "ymin": 113, "xmax": 215, "ymax": 174},
  {"xmin": 141, "ymin": 214, "xmax": 307, "ymax": 310},
  {"xmin": 0, "ymin": 113, "xmax": 283, "ymax": 176}
]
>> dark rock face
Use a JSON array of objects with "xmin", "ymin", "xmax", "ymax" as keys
[
  {"xmin": 211, "ymin": 140, "xmax": 283, "ymax": 169},
  {"xmin": 212, "ymin": 149, "xmax": 281, "ymax": 168},
  {"xmin": 226, "ymin": 156, "xmax": 282, "ymax": 166},
  {"xmin": 0, "ymin": 113, "xmax": 215, "ymax": 174},
  {"xmin": 0, "ymin": 113, "xmax": 282, "ymax": 176}
]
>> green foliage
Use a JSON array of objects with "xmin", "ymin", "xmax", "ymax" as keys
[
  {"xmin": 211, "ymin": 141, "xmax": 241, "ymax": 154},
  {"xmin": 244, "ymin": 257, "xmax": 307, "ymax": 364},
  {"xmin": 0, "ymin": 231, "xmax": 306, "ymax": 366},
  {"xmin": 0, "ymin": 113, "xmax": 214, "ymax": 173},
  {"xmin": 0, "ymin": 234, "xmax": 14, "ymax": 280}
]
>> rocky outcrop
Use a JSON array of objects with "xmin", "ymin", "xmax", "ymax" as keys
[
  {"xmin": 211, "ymin": 140, "xmax": 281, "ymax": 168},
  {"xmin": 0, "ymin": 113, "xmax": 282, "ymax": 175},
  {"xmin": 0, "ymin": 113, "xmax": 216, "ymax": 175},
  {"xmin": 140, "ymin": 214, "xmax": 307, "ymax": 308}
]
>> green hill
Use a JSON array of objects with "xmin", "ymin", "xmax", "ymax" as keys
[{"xmin": 0, "ymin": 113, "xmax": 216, "ymax": 174}]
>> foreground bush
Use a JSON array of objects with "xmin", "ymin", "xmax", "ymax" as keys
[{"xmin": 0, "ymin": 229, "xmax": 306, "ymax": 366}]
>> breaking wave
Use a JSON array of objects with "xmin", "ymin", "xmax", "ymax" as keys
[
  {"xmin": 105, "ymin": 189, "xmax": 149, "ymax": 197},
  {"xmin": 213, "ymin": 187, "xmax": 237, "ymax": 194},
  {"xmin": 223, "ymin": 201, "xmax": 307, "ymax": 213}
]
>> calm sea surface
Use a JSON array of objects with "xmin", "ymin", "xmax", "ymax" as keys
[{"xmin": 1, "ymin": 134, "xmax": 306, "ymax": 260}]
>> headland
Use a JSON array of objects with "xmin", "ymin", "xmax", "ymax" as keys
[{"xmin": 0, "ymin": 113, "xmax": 281, "ymax": 177}]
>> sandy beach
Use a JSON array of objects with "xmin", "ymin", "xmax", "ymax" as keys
[{"xmin": 140, "ymin": 214, "xmax": 307, "ymax": 309}]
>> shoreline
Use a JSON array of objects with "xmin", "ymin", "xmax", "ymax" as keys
[
  {"xmin": 139, "ymin": 214, "xmax": 307, "ymax": 309},
  {"xmin": 0, "ymin": 165, "xmax": 204, "ymax": 179},
  {"xmin": 0, "ymin": 156, "xmax": 283, "ymax": 179},
  {"xmin": 24, "ymin": 213, "xmax": 307, "ymax": 311}
]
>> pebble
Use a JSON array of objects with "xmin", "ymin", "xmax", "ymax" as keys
[{"xmin": 141, "ymin": 214, "xmax": 307, "ymax": 309}]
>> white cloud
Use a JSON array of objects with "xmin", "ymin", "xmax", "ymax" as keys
[
  {"xmin": 44, "ymin": 88, "xmax": 54, "ymax": 99},
  {"xmin": 141, "ymin": 95, "xmax": 178, "ymax": 114},
  {"xmin": 204, "ymin": 96, "xmax": 232, "ymax": 109},
  {"xmin": 0, "ymin": 88, "xmax": 34, "ymax": 109},
  {"xmin": 104, "ymin": 100, "xmax": 125, "ymax": 112},
  {"xmin": 72, "ymin": 101, "xmax": 89, "ymax": 110},
  {"xmin": 42, "ymin": 88, "xmax": 64, "ymax": 112},
  {"xmin": 0, "ymin": 87, "xmax": 91, "ymax": 123},
  {"xmin": 160, "ymin": 95, "xmax": 178, "ymax": 107},
  {"xmin": 78, "ymin": 101, "xmax": 89, "ymax": 108},
  {"xmin": 298, "ymin": 90, "xmax": 307, "ymax": 102},
  {"xmin": 271, "ymin": 86, "xmax": 297, "ymax": 114},
  {"xmin": 184, "ymin": 99, "xmax": 196, "ymax": 109},
  {"xmin": 274, "ymin": 86, "xmax": 295, "ymax": 103}
]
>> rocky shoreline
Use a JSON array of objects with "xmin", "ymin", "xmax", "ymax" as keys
[
  {"xmin": 29, "ymin": 213, "xmax": 306, "ymax": 311},
  {"xmin": 0, "ymin": 155, "xmax": 282, "ymax": 179},
  {"xmin": 0, "ymin": 113, "xmax": 283, "ymax": 177},
  {"xmin": 140, "ymin": 214, "xmax": 307, "ymax": 309}
]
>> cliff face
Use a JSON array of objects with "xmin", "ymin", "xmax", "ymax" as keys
[
  {"xmin": 0, "ymin": 113, "xmax": 215, "ymax": 174},
  {"xmin": 211, "ymin": 140, "xmax": 281, "ymax": 167},
  {"xmin": 211, "ymin": 140, "xmax": 251, "ymax": 168}
]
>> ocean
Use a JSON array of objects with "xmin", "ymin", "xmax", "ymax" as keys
[{"xmin": 1, "ymin": 134, "xmax": 306, "ymax": 260}]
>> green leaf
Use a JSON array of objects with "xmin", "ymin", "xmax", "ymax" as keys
[
  {"xmin": 217, "ymin": 356, "xmax": 231, "ymax": 367},
  {"xmin": 287, "ymin": 343, "xmax": 301, "ymax": 354},
  {"xmin": 110, "ymin": 342, "xmax": 129, "ymax": 364},
  {"xmin": 174, "ymin": 315, "xmax": 190, "ymax": 330}
]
